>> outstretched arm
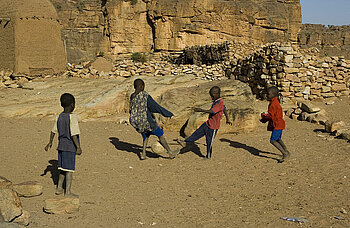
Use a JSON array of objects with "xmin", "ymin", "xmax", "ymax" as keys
[
  {"xmin": 44, "ymin": 132, "xmax": 55, "ymax": 151},
  {"xmin": 193, "ymin": 108, "xmax": 212, "ymax": 114}
]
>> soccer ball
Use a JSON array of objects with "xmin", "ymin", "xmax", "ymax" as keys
[{"xmin": 151, "ymin": 141, "xmax": 165, "ymax": 154}]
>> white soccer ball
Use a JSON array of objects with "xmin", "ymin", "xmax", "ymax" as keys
[{"xmin": 151, "ymin": 141, "xmax": 165, "ymax": 154}]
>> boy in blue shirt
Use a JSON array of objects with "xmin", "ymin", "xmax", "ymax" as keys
[{"xmin": 45, "ymin": 93, "xmax": 82, "ymax": 197}]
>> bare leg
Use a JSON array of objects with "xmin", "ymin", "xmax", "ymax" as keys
[
  {"xmin": 270, "ymin": 140, "xmax": 289, "ymax": 163},
  {"xmin": 65, "ymin": 172, "xmax": 78, "ymax": 198},
  {"xmin": 277, "ymin": 139, "xmax": 290, "ymax": 159},
  {"xmin": 141, "ymin": 136, "xmax": 149, "ymax": 160},
  {"xmin": 55, "ymin": 171, "xmax": 65, "ymax": 195},
  {"xmin": 159, "ymin": 135, "xmax": 179, "ymax": 159}
]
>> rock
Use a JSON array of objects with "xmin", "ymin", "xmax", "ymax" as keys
[
  {"xmin": 298, "ymin": 101, "xmax": 321, "ymax": 113},
  {"xmin": 294, "ymin": 107, "xmax": 302, "ymax": 115},
  {"xmin": 291, "ymin": 113, "xmax": 299, "ymax": 120},
  {"xmin": 0, "ymin": 222, "xmax": 19, "ymax": 228},
  {"xmin": 12, "ymin": 210, "xmax": 30, "ymax": 226},
  {"xmin": 12, "ymin": 181, "xmax": 42, "ymax": 198},
  {"xmin": 156, "ymin": 80, "xmax": 258, "ymax": 136},
  {"xmin": 332, "ymin": 83, "xmax": 347, "ymax": 92},
  {"xmin": 44, "ymin": 197, "xmax": 80, "ymax": 214},
  {"xmin": 311, "ymin": 113, "xmax": 328, "ymax": 125},
  {"xmin": 325, "ymin": 121, "xmax": 345, "ymax": 133},
  {"xmin": 341, "ymin": 131, "xmax": 350, "ymax": 141},
  {"xmin": 299, "ymin": 112, "xmax": 316, "ymax": 122},
  {"xmin": 91, "ymin": 57, "xmax": 113, "ymax": 73},
  {"xmin": 0, "ymin": 177, "xmax": 12, "ymax": 189},
  {"xmin": 0, "ymin": 189, "xmax": 22, "ymax": 222},
  {"xmin": 151, "ymin": 141, "xmax": 165, "ymax": 154},
  {"xmin": 285, "ymin": 108, "xmax": 294, "ymax": 118}
]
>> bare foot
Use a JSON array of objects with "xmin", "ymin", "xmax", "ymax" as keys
[
  {"xmin": 55, "ymin": 188, "xmax": 64, "ymax": 195},
  {"xmin": 168, "ymin": 148, "xmax": 180, "ymax": 159},
  {"xmin": 65, "ymin": 192, "xmax": 79, "ymax": 198}
]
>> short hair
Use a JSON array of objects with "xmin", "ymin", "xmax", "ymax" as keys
[
  {"xmin": 134, "ymin": 79, "xmax": 145, "ymax": 89},
  {"xmin": 267, "ymin": 86, "xmax": 279, "ymax": 96},
  {"xmin": 210, "ymin": 86, "xmax": 220, "ymax": 95},
  {"xmin": 60, "ymin": 93, "xmax": 75, "ymax": 108}
]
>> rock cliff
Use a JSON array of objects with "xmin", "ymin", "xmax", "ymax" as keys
[{"xmin": 50, "ymin": 0, "xmax": 301, "ymax": 63}]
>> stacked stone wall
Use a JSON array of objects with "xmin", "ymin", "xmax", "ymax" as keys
[{"xmin": 226, "ymin": 43, "xmax": 350, "ymax": 100}]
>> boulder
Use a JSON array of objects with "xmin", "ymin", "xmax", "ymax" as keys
[
  {"xmin": 0, "ymin": 189, "xmax": 22, "ymax": 222},
  {"xmin": 311, "ymin": 113, "xmax": 328, "ymax": 125},
  {"xmin": 44, "ymin": 197, "xmax": 80, "ymax": 214},
  {"xmin": 156, "ymin": 80, "xmax": 258, "ymax": 137},
  {"xmin": 12, "ymin": 210, "xmax": 30, "ymax": 226},
  {"xmin": 341, "ymin": 131, "xmax": 350, "ymax": 141},
  {"xmin": 298, "ymin": 101, "xmax": 321, "ymax": 113},
  {"xmin": 0, "ymin": 177, "xmax": 12, "ymax": 189},
  {"xmin": 325, "ymin": 121, "xmax": 345, "ymax": 133},
  {"xmin": 0, "ymin": 222, "xmax": 19, "ymax": 228},
  {"xmin": 12, "ymin": 181, "xmax": 42, "ymax": 198}
]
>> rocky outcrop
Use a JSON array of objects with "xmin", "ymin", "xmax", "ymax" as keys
[
  {"xmin": 48, "ymin": 0, "xmax": 301, "ymax": 64},
  {"xmin": 44, "ymin": 197, "xmax": 80, "ymax": 214},
  {"xmin": 299, "ymin": 24, "xmax": 350, "ymax": 59},
  {"xmin": 0, "ymin": 0, "xmax": 66, "ymax": 74}
]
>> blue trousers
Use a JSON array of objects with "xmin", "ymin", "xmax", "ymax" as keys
[{"xmin": 185, "ymin": 123, "xmax": 218, "ymax": 158}]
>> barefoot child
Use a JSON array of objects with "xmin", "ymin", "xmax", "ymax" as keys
[
  {"xmin": 177, "ymin": 86, "xmax": 232, "ymax": 160},
  {"xmin": 45, "ymin": 93, "xmax": 82, "ymax": 197},
  {"xmin": 129, "ymin": 79, "xmax": 179, "ymax": 160},
  {"xmin": 260, "ymin": 86, "xmax": 290, "ymax": 163}
]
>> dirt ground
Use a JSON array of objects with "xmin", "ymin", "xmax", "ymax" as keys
[{"xmin": 1, "ymin": 99, "xmax": 350, "ymax": 228}]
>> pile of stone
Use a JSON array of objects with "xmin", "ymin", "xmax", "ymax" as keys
[
  {"xmin": 285, "ymin": 101, "xmax": 350, "ymax": 142},
  {"xmin": 0, "ymin": 177, "xmax": 43, "ymax": 227},
  {"xmin": 227, "ymin": 43, "xmax": 350, "ymax": 100},
  {"xmin": 0, "ymin": 71, "xmax": 34, "ymax": 89}
]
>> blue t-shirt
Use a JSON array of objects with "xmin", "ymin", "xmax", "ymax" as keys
[{"xmin": 52, "ymin": 113, "xmax": 80, "ymax": 152}]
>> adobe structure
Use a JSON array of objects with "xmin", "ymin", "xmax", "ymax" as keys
[{"xmin": 0, "ymin": 0, "xmax": 66, "ymax": 75}]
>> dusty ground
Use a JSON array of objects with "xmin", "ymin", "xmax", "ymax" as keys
[{"xmin": 1, "ymin": 97, "xmax": 350, "ymax": 227}]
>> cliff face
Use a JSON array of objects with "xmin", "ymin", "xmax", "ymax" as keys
[
  {"xmin": 299, "ymin": 24, "xmax": 350, "ymax": 59},
  {"xmin": 50, "ymin": 0, "xmax": 301, "ymax": 63}
]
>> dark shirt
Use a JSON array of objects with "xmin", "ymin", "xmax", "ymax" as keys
[{"xmin": 52, "ymin": 113, "xmax": 80, "ymax": 152}]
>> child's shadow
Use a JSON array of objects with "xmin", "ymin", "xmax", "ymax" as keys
[
  {"xmin": 178, "ymin": 142, "xmax": 205, "ymax": 158},
  {"xmin": 220, "ymin": 138, "xmax": 280, "ymax": 161},
  {"xmin": 41, "ymin": 160, "xmax": 59, "ymax": 185},
  {"xmin": 109, "ymin": 137, "xmax": 165, "ymax": 159}
]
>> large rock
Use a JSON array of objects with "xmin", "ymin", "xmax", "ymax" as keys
[
  {"xmin": 12, "ymin": 210, "xmax": 30, "ymax": 226},
  {"xmin": 12, "ymin": 181, "xmax": 43, "ymax": 198},
  {"xmin": 156, "ymin": 80, "xmax": 258, "ymax": 136},
  {"xmin": 0, "ymin": 222, "xmax": 19, "ymax": 228},
  {"xmin": 0, "ymin": 189, "xmax": 22, "ymax": 222},
  {"xmin": 298, "ymin": 101, "xmax": 321, "ymax": 113},
  {"xmin": 325, "ymin": 121, "xmax": 345, "ymax": 133},
  {"xmin": 0, "ymin": 177, "xmax": 12, "ymax": 189},
  {"xmin": 44, "ymin": 197, "xmax": 80, "ymax": 214}
]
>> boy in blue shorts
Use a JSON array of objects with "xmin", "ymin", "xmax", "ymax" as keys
[
  {"xmin": 260, "ymin": 86, "xmax": 290, "ymax": 163},
  {"xmin": 129, "ymin": 79, "xmax": 179, "ymax": 160},
  {"xmin": 45, "ymin": 93, "xmax": 82, "ymax": 197}
]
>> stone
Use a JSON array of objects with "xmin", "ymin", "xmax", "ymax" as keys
[
  {"xmin": 44, "ymin": 197, "xmax": 80, "ymax": 214},
  {"xmin": 300, "ymin": 112, "xmax": 316, "ymax": 122},
  {"xmin": 325, "ymin": 121, "xmax": 345, "ymax": 133},
  {"xmin": 294, "ymin": 107, "xmax": 302, "ymax": 115},
  {"xmin": 151, "ymin": 141, "xmax": 165, "ymax": 154},
  {"xmin": 0, "ymin": 177, "xmax": 12, "ymax": 189},
  {"xmin": 311, "ymin": 113, "xmax": 328, "ymax": 125},
  {"xmin": 341, "ymin": 131, "xmax": 350, "ymax": 141},
  {"xmin": 12, "ymin": 210, "xmax": 30, "ymax": 226},
  {"xmin": 285, "ymin": 68, "xmax": 299, "ymax": 74},
  {"xmin": 332, "ymin": 83, "xmax": 347, "ymax": 92},
  {"xmin": 12, "ymin": 181, "xmax": 42, "ymax": 198},
  {"xmin": 302, "ymin": 86, "xmax": 311, "ymax": 95},
  {"xmin": 91, "ymin": 57, "xmax": 113, "ymax": 73},
  {"xmin": 0, "ymin": 189, "xmax": 22, "ymax": 222},
  {"xmin": 285, "ymin": 108, "xmax": 295, "ymax": 118},
  {"xmin": 0, "ymin": 222, "xmax": 19, "ymax": 228},
  {"xmin": 298, "ymin": 101, "xmax": 321, "ymax": 113}
]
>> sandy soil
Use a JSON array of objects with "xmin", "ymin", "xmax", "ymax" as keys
[{"xmin": 1, "ymin": 100, "xmax": 350, "ymax": 227}]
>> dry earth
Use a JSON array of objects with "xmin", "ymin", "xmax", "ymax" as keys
[{"xmin": 1, "ymin": 92, "xmax": 350, "ymax": 227}]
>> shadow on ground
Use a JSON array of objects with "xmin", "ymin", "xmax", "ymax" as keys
[
  {"xmin": 109, "ymin": 137, "xmax": 166, "ymax": 159},
  {"xmin": 41, "ymin": 160, "xmax": 59, "ymax": 185},
  {"xmin": 220, "ymin": 138, "xmax": 280, "ymax": 162}
]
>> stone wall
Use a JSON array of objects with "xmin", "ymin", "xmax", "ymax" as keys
[
  {"xmin": 0, "ymin": 0, "xmax": 66, "ymax": 75},
  {"xmin": 227, "ymin": 43, "xmax": 350, "ymax": 100},
  {"xmin": 299, "ymin": 24, "xmax": 350, "ymax": 59}
]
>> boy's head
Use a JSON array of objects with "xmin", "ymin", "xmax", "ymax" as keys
[
  {"xmin": 209, "ymin": 86, "xmax": 221, "ymax": 100},
  {"xmin": 267, "ymin": 86, "xmax": 279, "ymax": 101},
  {"xmin": 134, "ymin": 79, "xmax": 145, "ymax": 91},
  {"xmin": 60, "ymin": 93, "xmax": 75, "ymax": 111}
]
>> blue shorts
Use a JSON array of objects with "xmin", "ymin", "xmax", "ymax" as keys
[
  {"xmin": 270, "ymin": 130, "xmax": 283, "ymax": 141},
  {"xmin": 141, "ymin": 127, "xmax": 164, "ymax": 141},
  {"xmin": 58, "ymin": 151, "xmax": 76, "ymax": 172}
]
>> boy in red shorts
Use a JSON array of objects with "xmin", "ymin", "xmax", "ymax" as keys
[
  {"xmin": 261, "ymin": 86, "xmax": 290, "ymax": 163},
  {"xmin": 177, "ymin": 86, "xmax": 231, "ymax": 160}
]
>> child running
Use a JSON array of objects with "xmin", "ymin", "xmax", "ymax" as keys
[
  {"xmin": 129, "ymin": 79, "xmax": 179, "ymax": 160},
  {"xmin": 177, "ymin": 86, "xmax": 232, "ymax": 160},
  {"xmin": 260, "ymin": 86, "xmax": 290, "ymax": 163},
  {"xmin": 44, "ymin": 93, "xmax": 82, "ymax": 197}
]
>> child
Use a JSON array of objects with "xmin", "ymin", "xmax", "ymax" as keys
[
  {"xmin": 129, "ymin": 79, "xmax": 179, "ymax": 160},
  {"xmin": 44, "ymin": 93, "xmax": 82, "ymax": 197},
  {"xmin": 177, "ymin": 86, "xmax": 232, "ymax": 160},
  {"xmin": 260, "ymin": 86, "xmax": 290, "ymax": 163}
]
